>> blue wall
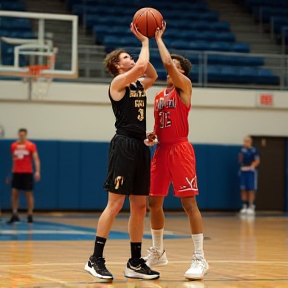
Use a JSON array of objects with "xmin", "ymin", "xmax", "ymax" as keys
[{"xmin": 0, "ymin": 140, "xmax": 242, "ymax": 211}]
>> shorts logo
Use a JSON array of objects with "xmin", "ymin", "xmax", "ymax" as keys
[
  {"xmin": 114, "ymin": 176, "xmax": 124, "ymax": 190},
  {"xmin": 179, "ymin": 176, "xmax": 198, "ymax": 192}
]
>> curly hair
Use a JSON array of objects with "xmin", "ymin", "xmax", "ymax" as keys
[
  {"xmin": 104, "ymin": 49, "xmax": 128, "ymax": 76},
  {"xmin": 171, "ymin": 54, "xmax": 192, "ymax": 77}
]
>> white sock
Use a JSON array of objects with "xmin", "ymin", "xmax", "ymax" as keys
[
  {"xmin": 13, "ymin": 210, "xmax": 18, "ymax": 215},
  {"xmin": 151, "ymin": 228, "xmax": 164, "ymax": 251},
  {"xmin": 192, "ymin": 233, "xmax": 204, "ymax": 257}
]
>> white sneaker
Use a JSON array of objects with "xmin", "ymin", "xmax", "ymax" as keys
[
  {"xmin": 184, "ymin": 254, "xmax": 209, "ymax": 280},
  {"xmin": 240, "ymin": 205, "xmax": 247, "ymax": 214},
  {"xmin": 124, "ymin": 258, "xmax": 160, "ymax": 280},
  {"xmin": 247, "ymin": 205, "xmax": 255, "ymax": 215},
  {"xmin": 144, "ymin": 247, "xmax": 168, "ymax": 267}
]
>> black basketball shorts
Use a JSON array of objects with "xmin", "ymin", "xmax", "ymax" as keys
[
  {"xmin": 11, "ymin": 173, "xmax": 34, "ymax": 191},
  {"xmin": 103, "ymin": 134, "xmax": 151, "ymax": 196}
]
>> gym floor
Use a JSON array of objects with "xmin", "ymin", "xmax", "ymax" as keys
[{"xmin": 0, "ymin": 212, "xmax": 288, "ymax": 287}]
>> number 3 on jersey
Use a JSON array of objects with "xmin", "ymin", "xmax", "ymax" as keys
[
  {"xmin": 138, "ymin": 108, "xmax": 144, "ymax": 121},
  {"xmin": 159, "ymin": 111, "xmax": 171, "ymax": 128}
]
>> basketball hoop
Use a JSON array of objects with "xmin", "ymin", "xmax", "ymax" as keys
[{"xmin": 22, "ymin": 51, "xmax": 57, "ymax": 99}]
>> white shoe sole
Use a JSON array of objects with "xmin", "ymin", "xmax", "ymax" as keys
[
  {"xmin": 84, "ymin": 263, "xmax": 113, "ymax": 279},
  {"xmin": 146, "ymin": 259, "xmax": 168, "ymax": 267},
  {"xmin": 184, "ymin": 267, "xmax": 209, "ymax": 280},
  {"xmin": 124, "ymin": 267, "xmax": 160, "ymax": 280}
]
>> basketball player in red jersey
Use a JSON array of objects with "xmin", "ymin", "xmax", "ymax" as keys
[
  {"xmin": 84, "ymin": 24, "xmax": 159, "ymax": 280},
  {"xmin": 7, "ymin": 128, "xmax": 40, "ymax": 224},
  {"xmin": 144, "ymin": 23, "xmax": 209, "ymax": 280}
]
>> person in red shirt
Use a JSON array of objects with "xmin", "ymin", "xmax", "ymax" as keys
[
  {"xmin": 144, "ymin": 23, "xmax": 209, "ymax": 280},
  {"xmin": 7, "ymin": 128, "xmax": 40, "ymax": 224}
]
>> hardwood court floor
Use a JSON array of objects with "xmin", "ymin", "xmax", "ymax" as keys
[{"xmin": 0, "ymin": 212, "xmax": 288, "ymax": 288}]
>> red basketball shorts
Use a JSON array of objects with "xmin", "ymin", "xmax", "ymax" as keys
[{"xmin": 150, "ymin": 141, "xmax": 199, "ymax": 197}]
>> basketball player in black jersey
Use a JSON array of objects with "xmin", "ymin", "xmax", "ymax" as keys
[{"xmin": 84, "ymin": 24, "xmax": 159, "ymax": 280}]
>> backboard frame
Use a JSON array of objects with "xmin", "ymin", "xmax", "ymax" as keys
[{"xmin": 0, "ymin": 10, "xmax": 78, "ymax": 79}]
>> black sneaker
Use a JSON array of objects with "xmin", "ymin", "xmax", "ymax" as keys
[
  {"xmin": 6, "ymin": 214, "xmax": 20, "ymax": 224},
  {"xmin": 27, "ymin": 215, "xmax": 33, "ymax": 223},
  {"xmin": 124, "ymin": 258, "xmax": 160, "ymax": 280},
  {"xmin": 84, "ymin": 256, "xmax": 113, "ymax": 279}
]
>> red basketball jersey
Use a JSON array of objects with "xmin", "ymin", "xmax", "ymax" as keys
[
  {"xmin": 154, "ymin": 87, "xmax": 190, "ymax": 143},
  {"xmin": 11, "ymin": 140, "xmax": 37, "ymax": 173}
]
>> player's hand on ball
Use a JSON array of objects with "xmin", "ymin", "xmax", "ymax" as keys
[
  {"xmin": 144, "ymin": 132, "xmax": 158, "ymax": 146},
  {"xmin": 130, "ymin": 23, "xmax": 148, "ymax": 42},
  {"xmin": 155, "ymin": 21, "xmax": 166, "ymax": 40}
]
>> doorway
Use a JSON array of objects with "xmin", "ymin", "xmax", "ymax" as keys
[{"xmin": 251, "ymin": 136, "xmax": 286, "ymax": 211}]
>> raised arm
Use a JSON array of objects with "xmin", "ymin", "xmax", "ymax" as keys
[
  {"xmin": 139, "ymin": 62, "xmax": 158, "ymax": 90},
  {"xmin": 155, "ymin": 23, "xmax": 192, "ymax": 107},
  {"xmin": 110, "ymin": 24, "xmax": 150, "ymax": 101}
]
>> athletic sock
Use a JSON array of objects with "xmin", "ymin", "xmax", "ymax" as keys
[
  {"xmin": 192, "ymin": 233, "xmax": 204, "ymax": 257},
  {"xmin": 13, "ymin": 210, "xmax": 18, "ymax": 215},
  {"xmin": 151, "ymin": 228, "xmax": 164, "ymax": 251},
  {"xmin": 131, "ymin": 242, "xmax": 142, "ymax": 260},
  {"xmin": 92, "ymin": 236, "xmax": 106, "ymax": 258}
]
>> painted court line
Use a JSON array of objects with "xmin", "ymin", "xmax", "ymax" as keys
[
  {"xmin": 1, "ymin": 260, "xmax": 288, "ymax": 268},
  {"xmin": 31, "ymin": 274, "xmax": 65, "ymax": 284}
]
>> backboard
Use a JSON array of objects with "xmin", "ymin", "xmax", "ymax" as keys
[{"xmin": 0, "ymin": 10, "xmax": 78, "ymax": 80}]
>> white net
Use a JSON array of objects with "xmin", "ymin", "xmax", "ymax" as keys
[
  {"xmin": 23, "ymin": 75, "xmax": 53, "ymax": 99},
  {"xmin": 22, "ymin": 52, "xmax": 57, "ymax": 99}
]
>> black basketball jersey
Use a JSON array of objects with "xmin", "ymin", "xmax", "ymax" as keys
[{"xmin": 109, "ymin": 80, "xmax": 147, "ymax": 140}]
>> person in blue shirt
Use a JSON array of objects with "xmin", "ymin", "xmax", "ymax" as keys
[{"xmin": 238, "ymin": 136, "xmax": 260, "ymax": 215}]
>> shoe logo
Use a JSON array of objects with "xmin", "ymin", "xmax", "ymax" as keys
[{"xmin": 130, "ymin": 264, "xmax": 142, "ymax": 271}]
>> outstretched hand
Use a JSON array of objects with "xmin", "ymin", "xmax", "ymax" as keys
[
  {"xmin": 130, "ymin": 23, "xmax": 148, "ymax": 42},
  {"xmin": 155, "ymin": 21, "xmax": 166, "ymax": 41}
]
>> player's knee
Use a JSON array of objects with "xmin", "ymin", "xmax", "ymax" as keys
[
  {"xmin": 181, "ymin": 197, "xmax": 198, "ymax": 214},
  {"xmin": 107, "ymin": 199, "xmax": 124, "ymax": 217},
  {"xmin": 131, "ymin": 202, "xmax": 146, "ymax": 217},
  {"xmin": 148, "ymin": 197, "xmax": 163, "ymax": 211}
]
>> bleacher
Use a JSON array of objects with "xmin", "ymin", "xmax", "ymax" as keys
[
  {"xmin": 240, "ymin": 0, "xmax": 288, "ymax": 43},
  {"xmin": 0, "ymin": 0, "xmax": 34, "ymax": 67},
  {"xmin": 0, "ymin": 0, "xmax": 283, "ymax": 86},
  {"xmin": 67, "ymin": 0, "xmax": 280, "ymax": 85}
]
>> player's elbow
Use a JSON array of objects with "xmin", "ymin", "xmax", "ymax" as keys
[
  {"xmin": 135, "ymin": 61, "xmax": 147, "ymax": 76},
  {"xmin": 152, "ymin": 71, "xmax": 158, "ymax": 82}
]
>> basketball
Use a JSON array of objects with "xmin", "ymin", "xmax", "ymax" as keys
[{"xmin": 133, "ymin": 8, "xmax": 164, "ymax": 38}]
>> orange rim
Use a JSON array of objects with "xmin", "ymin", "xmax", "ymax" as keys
[{"xmin": 27, "ymin": 65, "xmax": 49, "ymax": 77}]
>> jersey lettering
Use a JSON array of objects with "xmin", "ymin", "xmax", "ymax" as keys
[
  {"xmin": 135, "ymin": 99, "xmax": 145, "ymax": 108},
  {"xmin": 130, "ymin": 90, "xmax": 146, "ymax": 98},
  {"xmin": 156, "ymin": 97, "xmax": 176, "ymax": 111},
  {"xmin": 14, "ymin": 149, "xmax": 29, "ymax": 159}
]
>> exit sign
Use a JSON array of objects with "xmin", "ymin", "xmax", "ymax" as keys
[{"xmin": 257, "ymin": 93, "xmax": 274, "ymax": 107}]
